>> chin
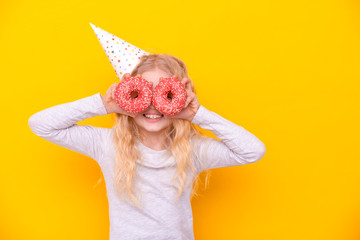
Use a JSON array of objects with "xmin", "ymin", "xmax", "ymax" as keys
[
  {"xmin": 135, "ymin": 118, "xmax": 172, "ymax": 134},
  {"xmin": 143, "ymin": 122, "xmax": 170, "ymax": 132}
]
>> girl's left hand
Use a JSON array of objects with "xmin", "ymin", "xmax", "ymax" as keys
[{"xmin": 166, "ymin": 75, "xmax": 200, "ymax": 122}]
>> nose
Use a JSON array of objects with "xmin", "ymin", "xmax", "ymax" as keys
[{"xmin": 148, "ymin": 102, "xmax": 155, "ymax": 109}]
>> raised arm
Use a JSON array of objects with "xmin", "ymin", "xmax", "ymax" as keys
[
  {"xmin": 191, "ymin": 105, "xmax": 266, "ymax": 172},
  {"xmin": 28, "ymin": 93, "xmax": 109, "ymax": 161}
]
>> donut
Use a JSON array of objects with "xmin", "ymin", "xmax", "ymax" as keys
[
  {"xmin": 153, "ymin": 76, "xmax": 187, "ymax": 115},
  {"xmin": 114, "ymin": 76, "xmax": 153, "ymax": 113}
]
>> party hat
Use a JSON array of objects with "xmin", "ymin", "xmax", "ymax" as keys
[{"xmin": 89, "ymin": 23, "xmax": 149, "ymax": 80}]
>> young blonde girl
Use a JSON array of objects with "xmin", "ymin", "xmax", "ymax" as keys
[{"xmin": 28, "ymin": 53, "xmax": 265, "ymax": 240}]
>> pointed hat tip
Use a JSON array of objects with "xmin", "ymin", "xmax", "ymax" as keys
[{"xmin": 89, "ymin": 22, "xmax": 96, "ymax": 29}]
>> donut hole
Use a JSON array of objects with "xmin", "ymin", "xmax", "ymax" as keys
[
  {"xmin": 130, "ymin": 91, "xmax": 139, "ymax": 99},
  {"xmin": 167, "ymin": 92, "xmax": 173, "ymax": 101}
]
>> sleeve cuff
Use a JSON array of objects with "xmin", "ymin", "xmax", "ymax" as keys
[
  {"xmin": 93, "ymin": 92, "xmax": 108, "ymax": 116},
  {"xmin": 191, "ymin": 105, "xmax": 210, "ymax": 126}
]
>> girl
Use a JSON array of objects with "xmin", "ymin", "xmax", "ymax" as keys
[{"xmin": 28, "ymin": 53, "xmax": 266, "ymax": 240}]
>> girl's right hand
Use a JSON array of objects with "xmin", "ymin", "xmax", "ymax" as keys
[{"xmin": 101, "ymin": 73, "xmax": 138, "ymax": 117}]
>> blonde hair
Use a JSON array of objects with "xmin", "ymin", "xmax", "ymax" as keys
[{"xmin": 111, "ymin": 53, "xmax": 211, "ymax": 208}]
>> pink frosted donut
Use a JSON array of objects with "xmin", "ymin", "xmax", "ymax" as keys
[
  {"xmin": 153, "ymin": 76, "xmax": 187, "ymax": 115},
  {"xmin": 114, "ymin": 76, "xmax": 153, "ymax": 113}
]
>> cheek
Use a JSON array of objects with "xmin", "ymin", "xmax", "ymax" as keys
[
  {"xmin": 163, "ymin": 118, "xmax": 172, "ymax": 125},
  {"xmin": 133, "ymin": 115, "xmax": 144, "ymax": 124},
  {"xmin": 165, "ymin": 118, "xmax": 174, "ymax": 128}
]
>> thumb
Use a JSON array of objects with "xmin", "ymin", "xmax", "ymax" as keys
[{"xmin": 111, "ymin": 83, "xmax": 118, "ymax": 99}]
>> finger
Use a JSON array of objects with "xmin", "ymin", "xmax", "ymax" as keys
[
  {"xmin": 122, "ymin": 73, "xmax": 130, "ymax": 81},
  {"xmin": 181, "ymin": 78, "xmax": 189, "ymax": 89},
  {"xmin": 111, "ymin": 83, "xmax": 117, "ymax": 97},
  {"xmin": 187, "ymin": 95, "xmax": 193, "ymax": 106},
  {"xmin": 189, "ymin": 93, "xmax": 196, "ymax": 106},
  {"xmin": 184, "ymin": 94, "xmax": 192, "ymax": 108},
  {"xmin": 181, "ymin": 80, "xmax": 192, "ymax": 96},
  {"xmin": 186, "ymin": 78, "xmax": 192, "ymax": 89},
  {"xmin": 111, "ymin": 86, "xmax": 115, "ymax": 100},
  {"xmin": 186, "ymin": 80, "xmax": 192, "ymax": 91}
]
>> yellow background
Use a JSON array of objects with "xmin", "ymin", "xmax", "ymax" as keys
[{"xmin": 1, "ymin": 0, "xmax": 360, "ymax": 239}]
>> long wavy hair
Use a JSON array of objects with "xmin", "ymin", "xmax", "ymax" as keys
[{"xmin": 111, "ymin": 53, "xmax": 211, "ymax": 208}]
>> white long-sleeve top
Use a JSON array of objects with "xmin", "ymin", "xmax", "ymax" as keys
[{"xmin": 28, "ymin": 93, "xmax": 266, "ymax": 240}]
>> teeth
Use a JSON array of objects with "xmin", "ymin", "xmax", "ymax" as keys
[{"xmin": 144, "ymin": 114, "xmax": 163, "ymax": 119}]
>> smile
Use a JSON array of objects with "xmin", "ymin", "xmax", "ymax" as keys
[{"xmin": 143, "ymin": 114, "xmax": 164, "ymax": 119}]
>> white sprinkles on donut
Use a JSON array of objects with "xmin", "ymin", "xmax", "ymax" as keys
[
  {"xmin": 114, "ymin": 76, "xmax": 153, "ymax": 113},
  {"xmin": 153, "ymin": 76, "xmax": 187, "ymax": 116}
]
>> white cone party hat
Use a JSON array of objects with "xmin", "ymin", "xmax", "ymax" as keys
[{"xmin": 89, "ymin": 23, "xmax": 150, "ymax": 80}]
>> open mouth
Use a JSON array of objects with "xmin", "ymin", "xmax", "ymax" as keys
[{"xmin": 143, "ymin": 114, "xmax": 164, "ymax": 119}]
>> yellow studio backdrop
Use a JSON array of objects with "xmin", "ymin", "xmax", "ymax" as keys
[{"xmin": 1, "ymin": 0, "xmax": 359, "ymax": 239}]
